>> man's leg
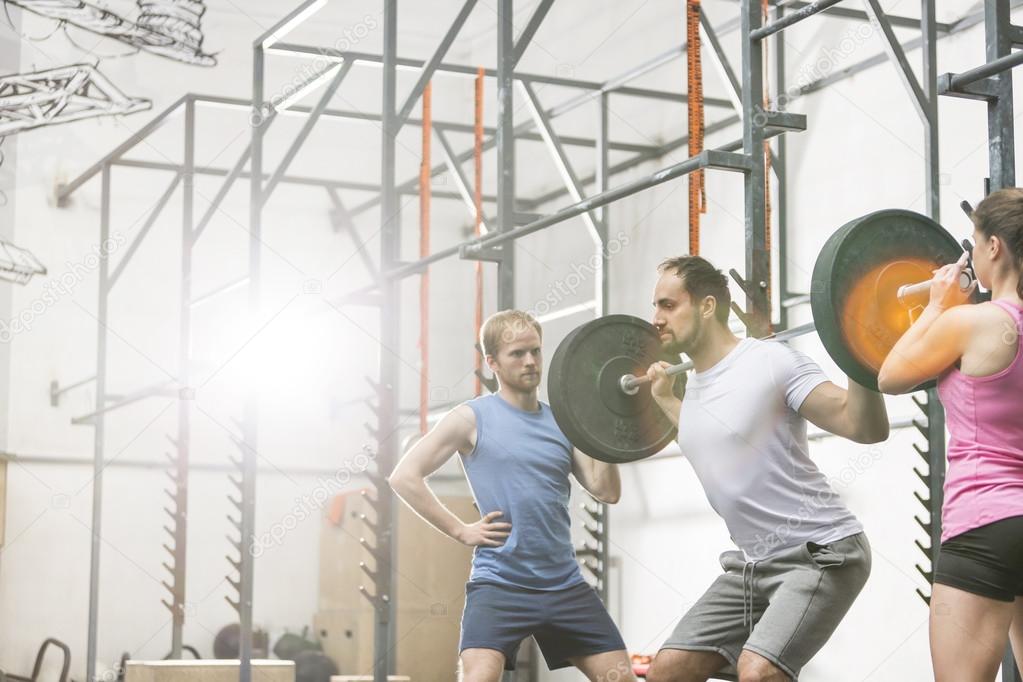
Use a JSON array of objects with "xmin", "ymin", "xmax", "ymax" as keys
[
  {"xmin": 645, "ymin": 649, "xmax": 729, "ymax": 682},
  {"xmin": 929, "ymin": 583, "xmax": 1013, "ymax": 682},
  {"xmin": 569, "ymin": 649, "xmax": 637, "ymax": 682},
  {"xmin": 735, "ymin": 650, "xmax": 789, "ymax": 682},
  {"xmin": 743, "ymin": 534, "xmax": 871, "ymax": 680},
  {"xmin": 459, "ymin": 648, "xmax": 506, "ymax": 682}
]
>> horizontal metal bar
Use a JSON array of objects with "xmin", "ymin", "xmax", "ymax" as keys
[
  {"xmin": 1010, "ymin": 24, "xmax": 1023, "ymax": 47},
  {"xmin": 110, "ymin": 158, "xmax": 496, "ymax": 200},
  {"xmin": 944, "ymin": 49, "xmax": 1023, "ymax": 91},
  {"xmin": 751, "ymin": 0, "xmax": 846, "ymax": 40},
  {"xmin": 524, "ymin": 111, "xmax": 803, "ymax": 207},
  {"xmin": 375, "ymin": 149, "xmax": 738, "ymax": 283},
  {"xmin": 71, "ymin": 381, "xmax": 178, "ymax": 425},
  {"xmin": 194, "ymin": 94, "xmax": 659, "ymax": 154},
  {"xmin": 725, "ymin": 0, "xmax": 951, "ymax": 31},
  {"xmin": 267, "ymin": 44, "xmax": 733, "ymax": 107},
  {"xmin": 336, "ymin": 122, "xmax": 803, "ymax": 296},
  {"xmin": 51, "ymin": 375, "xmax": 97, "ymax": 401},
  {"xmin": 0, "ymin": 451, "xmax": 465, "ymax": 481},
  {"xmin": 535, "ymin": 301, "xmax": 597, "ymax": 324}
]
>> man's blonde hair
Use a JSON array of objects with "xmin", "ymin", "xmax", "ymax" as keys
[{"xmin": 480, "ymin": 310, "xmax": 543, "ymax": 357}]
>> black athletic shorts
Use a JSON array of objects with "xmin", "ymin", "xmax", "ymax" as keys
[
  {"xmin": 934, "ymin": 515, "xmax": 1023, "ymax": 602},
  {"xmin": 459, "ymin": 580, "xmax": 626, "ymax": 671}
]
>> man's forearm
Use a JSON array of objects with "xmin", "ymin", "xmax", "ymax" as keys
[
  {"xmin": 389, "ymin": 477, "xmax": 467, "ymax": 543},
  {"xmin": 590, "ymin": 460, "xmax": 622, "ymax": 503},
  {"xmin": 845, "ymin": 379, "xmax": 890, "ymax": 442}
]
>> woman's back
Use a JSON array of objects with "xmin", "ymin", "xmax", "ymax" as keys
[{"xmin": 938, "ymin": 298, "xmax": 1023, "ymax": 543}]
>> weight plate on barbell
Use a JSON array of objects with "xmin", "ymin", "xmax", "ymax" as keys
[
  {"xmin": 547, "ymin": 314, "xmax": 677, "ymax": 463},
  {"xmin": 811, "ymin": 209, "xmax": 975, "ymax": 392}
]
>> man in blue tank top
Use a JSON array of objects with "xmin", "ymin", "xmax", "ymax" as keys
[{"xmin": 389, "ymin": 310, "xmax": 636, "ymax": 682}]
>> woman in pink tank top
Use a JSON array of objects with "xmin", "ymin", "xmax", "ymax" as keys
[{"xmin": 879, "ymin": 189, "xmax": 1023, "ymax": 682}]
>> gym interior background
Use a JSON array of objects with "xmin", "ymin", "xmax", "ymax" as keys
[{"xmin": 0, "ymin": 1, "xmax": 1020, "ymax": 681}]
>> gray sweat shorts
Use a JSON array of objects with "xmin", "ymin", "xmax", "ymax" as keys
[{"xmin": 662, "ymin": 533, "xmax": 871, "ymax": 681}]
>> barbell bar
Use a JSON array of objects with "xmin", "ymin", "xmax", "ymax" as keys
[
  {"xmin": 548, "ymin": 209, "xmax": 980, "ymax": 463},
  {"xmin": 618, "ymin": 321, "xmax": 818, "ymax": 395}
]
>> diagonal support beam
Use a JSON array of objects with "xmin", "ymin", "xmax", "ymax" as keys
[
  {"xmin": 327, "ymin": 188, "xmax": 379, "ymax": 280},
  {"xmin": 396, "ymin": 0, "xmax": 478, "ymax": 128},
  {"xmin": 519, "ymin": 81, "xmax": 601, "ymax": 242},
  {"xmin": 194, "ymin": 146, "xmax": 252, "ymax": 242},
  {"xmin": 262, "ymin": 61, "xmax": 354, "ymax": 206},
  {"xmin": 512, "ymin": 0, "xmax": 556, "ymax": 66},
  {"xmin": 862, "ymin": 0, "xmax": 931, "ymax": 123},
  {"xmin": 109, "ymin": 173, "xmax": 181, "ymax": 289},
  {"xmin": 700, "ymin": 10, "xmax": 742, "ymax": 115},
  {"xmin": 435, "ymin": 129, "xmax": 490, "ymax": 233}
]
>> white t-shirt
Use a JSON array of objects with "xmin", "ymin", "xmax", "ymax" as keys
[{"xmin": 677, "ymin": 337, "xmax": 863, "ymax": 560}]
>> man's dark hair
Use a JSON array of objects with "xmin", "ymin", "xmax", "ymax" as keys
[{"xmin": 658, "ymin": 256, "xmax": 731, "ymax": 324}]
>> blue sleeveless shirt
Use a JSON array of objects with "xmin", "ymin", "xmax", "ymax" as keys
[{"xmin": 462, "ymin": 394, "xmax": 585, "ymax": 590}]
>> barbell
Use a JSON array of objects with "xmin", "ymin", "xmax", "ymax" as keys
[{"xmin": 547, "ymin": 209, "xmax": 978, "ymax": 464}]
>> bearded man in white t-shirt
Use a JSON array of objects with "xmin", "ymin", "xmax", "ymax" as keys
[{"xmin": 643, "ymin": 256, "xmax": 891, "ymax": 682}]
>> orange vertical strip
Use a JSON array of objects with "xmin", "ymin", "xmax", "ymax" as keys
[
  {"xmin": 687, "ymin": 0, "xmax": 705, "ymax": 256},
  {"xmin": 474, "ymin": 68, "xmax": 485, "ymax": 396},
  {"xmin": 419, "ymin": 82, "xmax": 432, "ymax": 434}
]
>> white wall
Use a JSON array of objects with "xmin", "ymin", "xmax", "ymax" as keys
[{"xmin": 0, "ymin": 1, "xmax": 1019, "ymax": 681}]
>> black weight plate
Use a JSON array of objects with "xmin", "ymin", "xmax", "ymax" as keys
[
  {"xmin": 811, "ymin": 209, "xmax": 973, "ymax": 392},
  {"xmin": 548, "ymin": 315, "xmax": 677, "ymax": 463}
]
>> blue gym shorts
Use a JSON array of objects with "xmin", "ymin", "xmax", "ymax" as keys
[{"xmin": 459, "ymin": 579, "xmax": 626, "ymax": 671}]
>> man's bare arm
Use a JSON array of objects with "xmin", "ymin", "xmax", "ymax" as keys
[{"xmin": 388, "ymin": 405, "xmax": 511, "ymax": 547}]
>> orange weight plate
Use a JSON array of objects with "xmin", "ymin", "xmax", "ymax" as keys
[{"xmin": 810, "ymin": 210, "xmax": 973, "ymax": 391}]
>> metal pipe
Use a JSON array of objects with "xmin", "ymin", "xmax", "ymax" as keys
[
  {"xmin": 750, "ymin": 0, "xmax": 845, "ymax": 40},
  {"xmin": 85, "ymin": 163, "xmax": 111, "ymax": 682},
  {"xmin": 57, "ymin": 96, "xmax": 188, "ymax": 202},
  {"xmin": 267, "ymin": 44, "xmax": 728, "ymax": 107},
  {"xmin": 376, "ymin": 2, "xmax": 399, "ymax": 678},
  {"xmin": 396, "ymin": 0, "xmax": 478, "ymax": 127},
  {"xmin": 511, "ymin": 0, "xmax": 555, "ymax": 65},
  {"xmin": 949, "ymin": 49, "xmax": 1023, "ymax": 91},
  {"xmin": 193, "ymin": 93, "xmax": 659, "ymax": 153}
]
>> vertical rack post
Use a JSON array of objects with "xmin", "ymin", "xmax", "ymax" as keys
[
  {"xmin": 496, "ymin": 0, "xmax": 516, "ymax": 310},
  {"xmin": 741, "ymin": 0, "xmax": 770, "ymax": 337},
  {"xmin": 85, "ymin": 162, "xmax": 111, "ymax": 682},
  {"xmin": 374, "ymin": 1, "xmax": 400, "ymax": 680}
]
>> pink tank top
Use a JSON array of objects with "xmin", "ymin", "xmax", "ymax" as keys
[{"xmin": 937, "ymin": 299, "xmax": 1023, "ymax": 542}]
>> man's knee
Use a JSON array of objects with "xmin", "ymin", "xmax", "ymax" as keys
[
  {"xmin": 736, "ymin": 651, "xmax": 789, "ymax": 682},
  {"xmin": 645, "ymin": 648, "xmax": 723, "ymax": 682}
]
